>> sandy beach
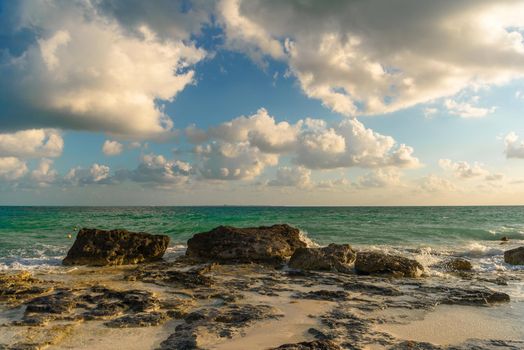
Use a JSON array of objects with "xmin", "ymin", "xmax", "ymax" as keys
[{"xmin": 1, "ymin": 241, "xmax": 523, "ymax": 350}]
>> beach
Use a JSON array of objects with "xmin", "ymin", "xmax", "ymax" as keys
[{"xmin": 1, "ymin": 206, "xmax": 523, "ymax": 349}]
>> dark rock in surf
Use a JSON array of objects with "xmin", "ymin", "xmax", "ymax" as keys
[
  {"xmin": 288, "ymin": 244, "xmax": 356, "ymax": 273},
  {"xmin": 185, "ymin": 224, "xmax": 307, "ymax": 264},
  {"xmin": 354, "ymin": 251, "xmax": 424, "ymax": 278},
  {"xmin": 444, "ymin": 258, "xmax": 473, "ymax": 271},
  {"xmin": 504, "ymin": 246, "xmax": 524, "ymax": 265},
  {"xmin": 63, "ymin": 228, "xmax": 169, "ymax": 266}
]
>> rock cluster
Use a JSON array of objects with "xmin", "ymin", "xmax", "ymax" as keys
[{"xmin": 62, "ymin": 228, "xmax": 169, "ymax": 266}]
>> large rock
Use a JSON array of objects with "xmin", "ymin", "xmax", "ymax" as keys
[
  {"xmin": 63, "ymin": 228, "xmax": 169, "ymax": 266},
  {"xmin": 354, "ymin": 251, "xmax": 424, "ymax": 278},
  {"xmin": 185, "ymin": 224, "xmax": 307, "ymax": 264},
  {"xmin": 288, "ymin": 244, "xmax": 356, "ymax": 273},
  {"xmin": 504, "ymin": 246, "xmax": 524, "ymax": 265}
]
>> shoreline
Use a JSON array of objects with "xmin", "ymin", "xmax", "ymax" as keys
[{"xmin": 1, "ymin": 250, "xmax": 523, "ymax": 350}]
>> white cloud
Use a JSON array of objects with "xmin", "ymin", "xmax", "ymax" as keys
[
  {"xmin": 65, "ymin": 164, "xmax": 112, "ymax": 185},
  {"xmin": 0, "ymin": 157, "xmax": 28, "ymax": 180},
  {"xmin": 419, "ymin": 175, "xmax": 459, "ymax": 193},
  {"xmin": 1, "ymin": 1, "xmax": 206, "ymax": 139},
  {"xmin": 444, "ymin": 98, "xmax": 496, "ymax": 118},
  {"xmin": 504, "ymin": 132, "xmax": 524, "ymax": 158},
  {"xmin": 195, "ymin": 141, "xmax": 278, "ymax": 180},
  {"xmin": 102, "ymin": 140, "xmax": 124, "ymax": 156},
  {"xmin": 268, "ymin": 166, "xmax": 312, "ymax": 189},
  {"xmin": 439, "ymin": 159, "xmax": 491, "ymax": 179},
  {"xmin": 356, "ymin": 168, "xmax": 402, "ymax": 188},
  {"xmin": 295, "ymin": 118, "xmax": 420, "ymax": 169},
  {"xmin": 0, "ymin": 129, "xmax": 63, "ymax": 158},
  {"xmin": 187, "ymin": 108, "xmax": 302, "ymax": 153},
  {"xmin": 116, "ymin": 153, "xmax": 191, "ymax": 188},
  {"xmin": 30, "ymin": 158, "xmax": 58, "ymax": 187},
  {"xmin": 187, "ymin": 109, "xmax": 420, "ymax": 175},
  {"xmin": 219, "ymin": 0, "xmax": 524, "ymax": 116}
]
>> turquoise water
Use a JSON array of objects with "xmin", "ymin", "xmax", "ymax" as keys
[{"xmin": 1, "ymin": 206, "xmax": 524, "ymax": 270}]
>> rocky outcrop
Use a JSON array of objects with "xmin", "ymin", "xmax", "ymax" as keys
[
  {"xmin": 444, "ymin": 258, "xmax": 473, "ymax": 271},
  {"xmin": 271, "ymin": 340, "xmax": 342, "ymax": 350},
  {"xmin": 354, "ymin": 251, "xmax": 424, "ymax": 278},
  {"xmin": 185, "ymin": 224, "xmax": 307, "ymax": 264},
  {"xmin": 504, "ymin": 246, "xmax": 524, "ymax": 265},
  {"xmin": 288, "ymin": 244, "xmax": 356, "ymax": 273},
  {"xmin": 62, "ymin": 228, "xmax": 169, "ymax": 266}
]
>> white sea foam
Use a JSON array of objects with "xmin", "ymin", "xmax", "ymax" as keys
[{"xmin": 298, "ymin": 229, "xmax": 320, "ymax": 248}]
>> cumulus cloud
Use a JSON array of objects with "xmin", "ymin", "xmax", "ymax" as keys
[
  {"xmin": 504, "ymin": 132, "xmax": 524, "ymax": 158},
  {"xmin": 219, "ymin": 0, "xmax": 524, "ymax": 116},
  {"xmin": 0, "ymin": 157, "xmax": 28, "ymax": 180},
  {"xmin": 268, "ymin": 166, "xmax": 312, "ymax": 189},
  {"xmin": 295, "ymin": 118, "xmax": 420, "ymax": 169},
  {"xmin": 102, "ymin": 140, "xmax": 124, "ymax": 156},
  {"xmin": 356, "ymin": 168, "xmax": 402, "ymax": 188},
  {"xmin": 0, "ymin": 129, "xmax": 63, "ymax": 158},
  {"xmin": 30, "ymin": 159, "xmax": 58, "ymax": 187},
  {"xmin": 419, "ymin": 175, "xmax": 459, "ymax": 193},
  {"xmin": 439, "ymin": 159, "xmax": 503, "ymax": 181},
  {"xmin": 0, "ymin": 1, "xmax": 206, "ymax": 138},
  {"xmin": 186, "ymin": 108, "xmax": 301, "ymax": 153},
  {"xmin": 195, "ymin": 141, "xmax": 278, "ymax": 180},
  {"xmin": 116, "ymin": 153, "xmax": 191, "ymax": 188},
  {"xmin": 65, "ymin": 164, "xmax": 113, "ymax": 185},
  {"xmin": 188, "ymin": 109, "xmax": 420, "ymax": 173}
]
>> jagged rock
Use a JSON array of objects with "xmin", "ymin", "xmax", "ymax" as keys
[
  {"xmin": 63, "ymin": 228, "xmax": 169, "ymax": 266},
  {"xmin": 270, "ymin": 340, "xmax": 342, "ymax": 350},
  {"xmin": 504, "ymin": 246, "xmax": 524, "ymax": 265},
  {"xmin": 389, "ymin": 340, "xmax": 443, "ymax": 349},
  {"xmin": 293, "ymin": 290, "xmax": 348, "ymax": 301},
  {"xmin": 355, "ymin": 251, "xmax": 424, "ymax": 278},
  {"xmin": 444, "ymin": 258, "xmax": 473, "ymax": 271},
  {"xmin": 185, "ymin": 224, "xmax": 307, "ymax": 264},
  {"xmin": 288, "ymin": 244, "xmax": 356, "ymax": 273},
  {"xmin": 105, "ymin": 311, "xmax": 168, "ymax": 328},
  {"xmin": 0, "ymin": 272, "xmax": 53, "ymax": 305}
]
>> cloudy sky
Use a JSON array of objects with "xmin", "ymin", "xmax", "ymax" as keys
[{"xmin": 1, "ymin": 0, "xmax": 524, "ymax": 205}]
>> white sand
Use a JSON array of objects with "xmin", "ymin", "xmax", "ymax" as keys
[{"xmin": 377, "ymin": 303, "xmax": 524, "ymax": 345}]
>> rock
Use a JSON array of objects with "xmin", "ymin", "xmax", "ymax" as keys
[
  {"xmin": 63, "ymin": 228, "xmax": 169, "ymax": 266},
  {"xmin": 293, "ymin": 290, "xmax": 348, "ymax": 301},
  {"xmin": 444, "ymin": 258, "xmax": 473, "ymax": 271},
  {"xmin": 104, "ymin": 311, "xmax": 168, "ymax": 328},
  {"xmin": 185, "ymin": 224, "xmax": 307, "ymax": 264},
  {"xmin": 500, "ymin": 236, "xmax": 509, "ymax": 242},
  {"xmin": 270, "ymin": 340, "xmax": 342, "ymax": 350},
  {"xmin": 288, "ymin": 244, "xmax": 356, "ymax": 273},
  {"xmin": 354, "ymin": 251, "xmax": 424, "ymax": 278},
  {"xmin": 0, "ymin": 272, "xmax": 53, "ymax": 305},
  {"xmin": 504, "ymin": 246, "xmax": 524, "ymax": 265}
]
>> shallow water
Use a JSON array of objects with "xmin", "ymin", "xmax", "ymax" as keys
[{"xmin": 1, "ymin": 206, "xmax": 524, "ymax": 274}]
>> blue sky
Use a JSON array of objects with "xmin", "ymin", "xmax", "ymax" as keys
[{"xmin": 1, "ymin": 0, "xmax": 524, "ymax": 205}]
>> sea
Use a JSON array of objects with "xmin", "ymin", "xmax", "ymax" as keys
[{"xmin": 1, "ymin": 206, "xmax": 524, "ymax": 276}]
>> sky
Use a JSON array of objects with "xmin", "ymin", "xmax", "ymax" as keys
[{"xmin": 1, "ymin": 0, "xmax": 524, "ymax": 206}]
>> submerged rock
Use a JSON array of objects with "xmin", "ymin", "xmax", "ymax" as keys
[
  {"xmin": 288, "ymin": 244, "xmax": 356, "ymax": 273},
  {"xmin": 185, "ymin": 224, "xmax": 307, "ymax": 264},
  {"xmin": 444, "ymin": 258, "xmax": 473, "ymax": 271},
  {"xmin": 62, "ymin": 228, "xmax": 169, "ymax": 266},
  {"xmin": 354, "ymin": 251, "xmax": 424, "ymax": 278},
  {"xmin": 504, "ymin": 246, "xmax": 524, "ymax": 265}
]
